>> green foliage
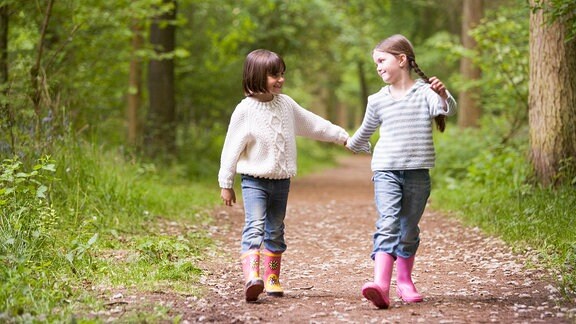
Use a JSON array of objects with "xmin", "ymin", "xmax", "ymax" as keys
[
  {"xmin": 464, "ymin": 145, "xmax": 528, "ymax": 190},
  {"xmin": 0, "ymin": 156, "xmax": 56, "ymax": 225},
  {"xmin": 0, "ymin": 142, "xmax": 218, "ymax": 321},
  {"xmin": 431, "ymin": 128, "xmax": 576, "ymax": 297},
  {"xmin": 441, "ymin": 1, "xmax": 529, "ymax": 132},
  {"xmin": 0, "ymin": 156, "xmax": 70, "ymax": 318},
  {"xmin": 418, "ymin": 31, "xmax": 461, "ymax": 85},
  {"xmin": 432, "ymin": 127, "xmax": 498, "ymax": 190},
  {"xmin": 53, "ymin": 141, "xmax": 149, "ymax": 231},
  {"xmin": 176, "ymin": 123, "xmax": 227, "ymax": 179},
  {"xmin": 532, "ymin": 0, "xmax": 576, "ymax": 41},
  {"xmin": 471, "ymin": 6, "xmax": 529, "ymax": 120},
  {"xmin": 2, "ymin": 0, "xmax": 471, "ymax": 158}
]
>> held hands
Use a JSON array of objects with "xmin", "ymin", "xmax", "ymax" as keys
[
  {"xmin": 345, "ymin": 140, "xmax": 372, "ymax": 154},
  {"xmin": 221, "ymin": 188, "xmax": 236, "ymax": 206},
  {"xmin": 428, "ymin": 77, "xmax": 448, "ymax": 100}
]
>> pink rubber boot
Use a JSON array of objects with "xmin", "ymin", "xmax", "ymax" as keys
[
  {"xmin": 263, "ymin": 250, "xmax": 284, "ymax": 297},
  {"xmin": 241, "ymin": 250, "xmax": 264, "ymax": 302},
  {"xmin": 361, "ymin": 252, "xmax": 395, "ymax": 309},
  {"xmin": 396, "ymin": 255, "xmax": 423, "ymax": 302}
]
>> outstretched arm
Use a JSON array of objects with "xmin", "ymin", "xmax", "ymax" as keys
[
  {"xmin": 292, "ymin": 102, "xmax": 349, "ymax": 145},
  {"xmin": 346, "ymin": 101, "xmax": 377, "ymax": 154}
]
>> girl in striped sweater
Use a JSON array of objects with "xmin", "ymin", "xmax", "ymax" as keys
[{"xmin": 346, "ymin": 34, "xmax": 457, "ymax": 309}]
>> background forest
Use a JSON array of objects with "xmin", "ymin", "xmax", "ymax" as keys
[{"xmin": 1, "ymin": 0, "xmax": 575, "ymax": 321}]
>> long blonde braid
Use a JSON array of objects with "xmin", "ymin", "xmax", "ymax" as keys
[{"xmin": 409, "ymin": 57, "xmax": 446, "ymax": 132}]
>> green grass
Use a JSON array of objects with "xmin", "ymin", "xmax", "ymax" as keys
[
  {"xmin": 0, "ymin": 135, "xmax": 346, "ymax": 322},
  {"xmin": 0, "ymin": 141, "xmax": 219, "ymax": 321},
  {"xmin": 430, "ymin": 127, "xmax": 576, "ymax": 298}
]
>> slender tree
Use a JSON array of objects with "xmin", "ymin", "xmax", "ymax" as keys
[
  {"xmin": 128, "ymin": 20, "xmax": 143, "ymax": 147},
  {"xmin": 529, "ymin": 0, "xmax": 576, "ymax": 186},
  {"xmin": 458, "ymin": 0, "xmax": 483, "ymax": 128},
  {"xmin": 0, "ymin": 4, "xmax": 13, "ymax": 154},
  {"xmin": 357, "ymin": 60, "xmax": 368, "ymax": 123},
  {"xmin": 145, "ymin": 0, "xmax": 177, "ymax": 157},
  {"xmin": 30, "ymin": 0, "xmax": 54, "ymax": 143}
]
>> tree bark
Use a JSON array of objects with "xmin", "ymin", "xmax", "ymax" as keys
[
  {"xmin": 457, "ymin": 0, "xmax": 483, "ymax": 128},
  {"xmin": 357, "ymin": 60, "xmax": 368, "ymax": 128},
  {"xmin": 0, "ymin": 5, "xmax": 7, "ymax": 86},
  {"xmin": 0, "ymin": 4, "xmax": 14, "ymax": 154},
  {"xmin": 145, "ymin": 0, "xmax": 177, "ymax": 158},
  {"xmin": 127, "ymin": 20, "xmax": 143, "ymax": 147},
  {"xmin": 529, "ymin": 0, "xmax": 576, "ymax": 186}
]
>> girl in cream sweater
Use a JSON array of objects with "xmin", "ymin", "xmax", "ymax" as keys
[{"xmin": 218, "ymin": 49, "xmax": 349, "ymax": 302}]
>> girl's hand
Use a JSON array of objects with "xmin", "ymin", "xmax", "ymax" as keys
[
  {"xmin": 346, "ymin": 140, "xmax": 372, "ymax": 154},
  {"xmin": 429, "ymin": 76, "xmax": 448, "ymax": 100},
  {"xmin": 221, "ymin": 188, "xmax": 236, "ymax": 206}
]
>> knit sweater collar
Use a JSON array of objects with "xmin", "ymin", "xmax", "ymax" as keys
[{"xmin": 245, "ymin": 94, "xmax": 282, "ymax": 109}]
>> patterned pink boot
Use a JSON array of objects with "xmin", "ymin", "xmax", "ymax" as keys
[
  {"xmin": 361, "ymin": 252, "xmax": 394, "ymax": 309},
  {"xmin": 263, "ymin": 250, "xmax": 284, "ymax": 297},
  {"xmin": 241, "ymin": 250, "xmax": 264, "ymax": 302},
  {"xmin": 396, "ymin": 255, "xmax": 423, "ymax": 302}
]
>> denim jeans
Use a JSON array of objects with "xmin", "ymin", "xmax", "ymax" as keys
[
  {"xmin": 240, "ymin": 175, "xmax": 291, "ymax": 254},
  {"xmin": 371, "ymin": 170, "xmax": 431, "ymax": 260}
]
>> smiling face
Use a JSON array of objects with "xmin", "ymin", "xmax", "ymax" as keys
[
  {"xmin": 372, "ymin": 50, "xmax": 404, "ymax": 84},
  {"xmin": 266, "ymin": 72, "xmax": 285, "ymax": 95},
  {"xmin": 243, "ymin": 49, "xmax": 286, "ymax": 98}
]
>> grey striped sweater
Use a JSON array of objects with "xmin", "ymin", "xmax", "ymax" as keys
[{"xmin": 346, "ymin": 79, "xmax": 457, "ymax": 171}]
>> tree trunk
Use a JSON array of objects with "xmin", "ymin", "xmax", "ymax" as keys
[
  {"xmin": 0, "ymin": 4, "xmax": 13, "ymax": 154},
  {"xmin": 0, "ymin": 5, "xmax": 7, "ymax": 87},
  {"xmin": 357, "ymin": 60, "xmax": 368, "ymax": 128},
  {"xmin": 457, "ymin": 0, "xmax": 483, "ymax": 128},
  {"xmin": 326, "ymin": 79, "xmax": 340, "ymax": 125},
  {"xmin": 30, "ymin": 0, "xmax": 54, "ymax": 143},
  {"xmin": 529, "ymin": 0, "xmax": 576, "ymax": 186},
  {"xmin": 145, "ymin": 0, "xmax": 177, "ymax": 158},
  {"xmin": 127, "ymin": 20, "xmax": 143, "ymax": 147}
]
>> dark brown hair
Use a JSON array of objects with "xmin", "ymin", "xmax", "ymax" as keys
[
  {"xmin": 242, "ymin": 49, "xmax": 286, "ymax": 96},
  {"xmin": 374, "ymin": 35, "xmax": 446, "ymax": 132}
]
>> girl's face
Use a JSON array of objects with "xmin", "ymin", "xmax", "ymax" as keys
[
  {"xmin": 372, "ymin": 51, "xmax": 405, "ymax": 84},
  {"xmin": 266, "ymin": 72, "xmax": 285, "ymax": 95}
]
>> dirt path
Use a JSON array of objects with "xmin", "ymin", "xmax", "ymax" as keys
[{"xmin": 187, "ymin": 156, "xmax": 574, "ymax": 323}]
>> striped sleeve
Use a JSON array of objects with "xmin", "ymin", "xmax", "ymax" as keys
[{"xmin": 346, "ymin": 100, "xmax": 379, "ymax": 154}]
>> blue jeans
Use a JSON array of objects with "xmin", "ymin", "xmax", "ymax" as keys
[
  {"xmin": 371, "ymin": 170, "xmax": 431, "ymax": 260},
  {"xmin": 240, "ymin": 175, "xmax": 291, "ymax": 254}
]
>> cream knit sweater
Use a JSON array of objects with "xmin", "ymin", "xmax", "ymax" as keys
[{"xmin": 218, "ymin": 94, "xmax": 349, "ymax": 188}]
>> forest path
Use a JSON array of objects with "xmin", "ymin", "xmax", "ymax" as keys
[{"xmin": 182, "ymin": 156, "xmax": 573, "ymax": 323}]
